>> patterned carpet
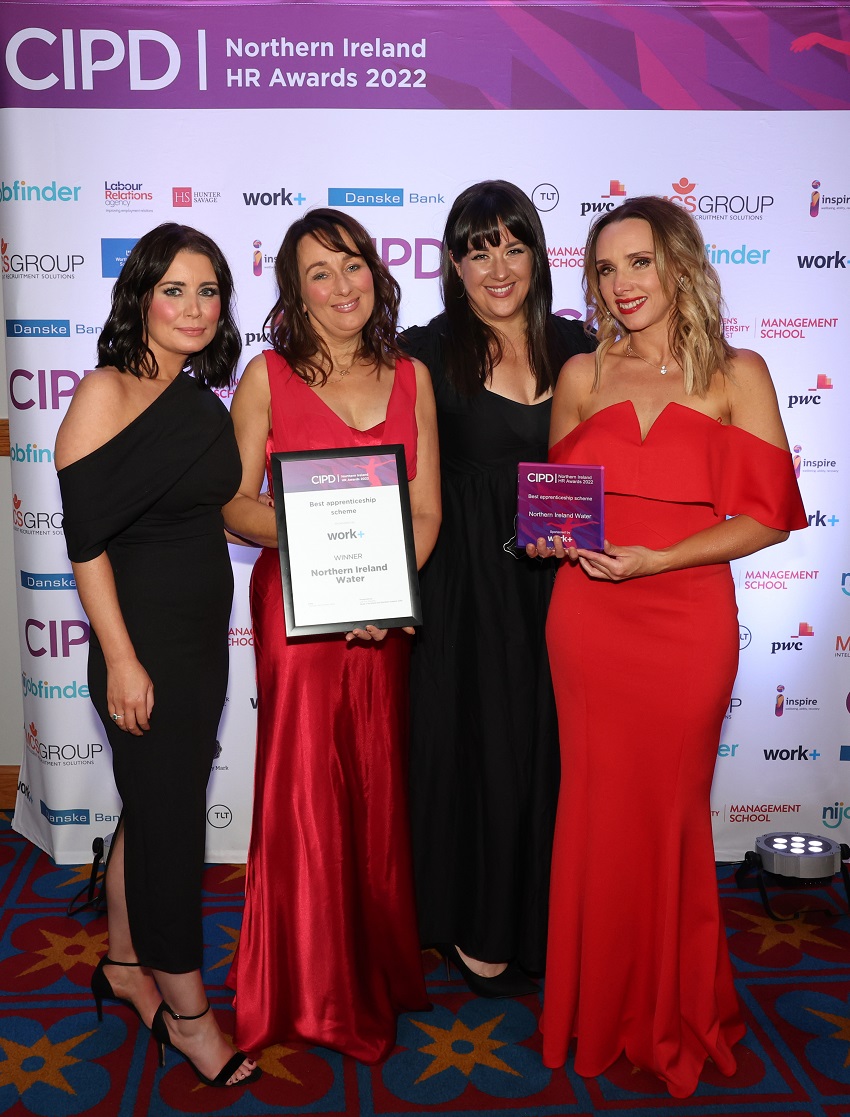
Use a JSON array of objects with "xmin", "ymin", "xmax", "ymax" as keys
[{"xmin": 1, "ymin": 811, "xmax": 849, "ymax": 1117}]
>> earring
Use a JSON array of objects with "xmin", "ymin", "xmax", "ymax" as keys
[
  {"xmin": 677, "ymin": 275, "xmax": 688, "ymax": 290},
  {"xmin": 455, "ymin": 279, "xmax": 467, "ymax": 300}
]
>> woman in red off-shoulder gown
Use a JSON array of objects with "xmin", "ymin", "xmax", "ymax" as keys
[{"xmin": 531, "ymin": 199, "xmax": 807, "ymax": 1098}]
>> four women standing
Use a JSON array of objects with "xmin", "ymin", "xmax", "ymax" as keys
[{"xmin": 53, "ymin": 189, "xmax": 805, "ymax": 1098}]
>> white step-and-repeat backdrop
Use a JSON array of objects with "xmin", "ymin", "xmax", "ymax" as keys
[{"xmin": 2, "ymin": 1, "xmax": 848, "ymax": 863}]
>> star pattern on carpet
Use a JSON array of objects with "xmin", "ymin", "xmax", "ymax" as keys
[
  {"xmin": 208, "ymin": 923, "xmax": 240, "ymax": 971},
  {"xmin": 731, "ymin": 908, "xmax": 838, "ymax": 955},
  {"xmin": 806, "ymin": 1007, "xmax": 850, "ymax": 1069},
  {"xmin": 256, "ymin": 1042, "xmax": 303, "ymax": 1084},
  {"xmin": 19, "ymin": 927, "xmax": 108, "ymax": 976},
  {"xmin": 411, "ymin": 1013, "xmax": 520, "ymax": 1083},
  {"xmin": 0, "ymin": 1027, "xmax": 96, "ymax": 1096}
]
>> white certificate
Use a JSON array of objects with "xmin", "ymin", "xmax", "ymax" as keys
[{"xmin": 271, "ymin": 446, "xmax": 421, "ymax": 636}]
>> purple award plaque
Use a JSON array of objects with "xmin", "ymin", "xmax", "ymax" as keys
[{"xmin": 517, "ymin": 462, "xmax": 605, "ymax": 552}]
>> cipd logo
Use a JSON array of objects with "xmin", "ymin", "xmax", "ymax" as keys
[
  {"xmin": 532, "ymin": 183, "xmax": 559, "ymax": 212},
  {"xmin": 25, "ymin": 617, "xmax": 90, "ymax": 658},
  {"xmin": 207, "ymin": 803, "xmax": 233, "ymax": 828},
  {"xmin": 10, "ymin": 368, "xmax": 82, "ymax": 410},
  {"xmin": 665, "ymin": 176, "xmax": 773, "ymax": 220},
  {"xmin": 101, "ymin": 238, "xmax": 138, "ymax": 278},
  {"xmin": 5, "ymin": 27, "xmax": 193, "ymax": 92}
]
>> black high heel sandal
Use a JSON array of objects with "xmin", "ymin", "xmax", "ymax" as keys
[
  {"xmin": 440, "ymin": 944, "xmax": 539, "ymax": 999},
  {"xmin": 151, "ymin": 1001, "xmax": 262, "ymax": 1088},
  {"xmin": 91, "ymin": 956, "xmax": 144, "ymax": 1022}
]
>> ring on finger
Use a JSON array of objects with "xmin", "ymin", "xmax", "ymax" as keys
[{"xmin": 111, "ymin": 713, "xmax": 124, "ymax": 722}]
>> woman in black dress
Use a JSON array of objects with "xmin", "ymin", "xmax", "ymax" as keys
[
  {"xmin": 401, "ymin": 181, "xmax": 595, "ymax": 995},
  {"xmin": 55, "ymin": 224, "xmax": 259, "ymax": 1087}
]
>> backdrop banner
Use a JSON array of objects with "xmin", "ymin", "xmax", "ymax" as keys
[{"xmin": 2, "ymin": 1, "xmax": 848, "ymax": 863}]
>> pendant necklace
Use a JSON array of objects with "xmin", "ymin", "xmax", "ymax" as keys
[{"xmin": 626, "ymin": 341, "xmax": 669, "ymax": 376}]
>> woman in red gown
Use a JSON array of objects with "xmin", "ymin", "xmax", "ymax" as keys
[
  {"xmin": 224, "ymin": 210, "xmax": 440, "ymax": 1063},
  {"xmin": 530, "ymin": 197, "xmax": 806, "ymax": 1097}
]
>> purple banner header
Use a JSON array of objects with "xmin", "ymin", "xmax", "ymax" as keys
[{"xmin": 2, "ymin": 2, "xmax": 849, "ymax": 109}]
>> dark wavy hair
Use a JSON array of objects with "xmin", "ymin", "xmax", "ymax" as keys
[
  {"xmin": 266, "ymin": 208, "xmax": 402, "ymax": 384},
  {"xmin": 96, "ymin": 223, "xmax": 240, "ymax": 389},
  {"xmin": 441, "ymin": 180, "xmax": 555, "ymax": 397},
  {"xmin": 583, "ymin": 196, "xmax": 734, "ymax": 396}
]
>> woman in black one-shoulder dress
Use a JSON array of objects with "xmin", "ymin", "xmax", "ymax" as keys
[{"xmin": 56, "ymin": 225, "xmax": 259, "ymax": 1089}]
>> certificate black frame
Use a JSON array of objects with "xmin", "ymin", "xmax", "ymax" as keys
[{"xmin": 270, "ymin": 444, "xmax": 421, "ymax": 637}]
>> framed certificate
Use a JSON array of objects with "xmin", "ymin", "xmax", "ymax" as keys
[{"xmin": 271, "ymin": 445, "xmax": 421, "ymax": 636}]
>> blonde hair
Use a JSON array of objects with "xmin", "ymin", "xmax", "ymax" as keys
[{"xmin": 583, "ymin": 196, "xmax": 734, "ymax": 396}]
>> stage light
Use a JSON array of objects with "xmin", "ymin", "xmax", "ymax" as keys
[{"xmin": 734, "ymin": 831, "xmax": 850, "ymax": 920}]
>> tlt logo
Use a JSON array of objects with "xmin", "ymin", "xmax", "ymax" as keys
[{"xmin": 25, "ymin": 618, "xmax": 89, "ymax": 658}]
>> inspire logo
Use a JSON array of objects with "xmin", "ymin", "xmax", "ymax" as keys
[
  {"xmin": 808, "ymin": 178, "xmax": 850, "ymax": 216},
  {"xmin": 811, "ymin": 180, "xmax": 820, "ymax": 217}
]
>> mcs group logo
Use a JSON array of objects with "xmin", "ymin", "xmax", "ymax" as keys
[
  {"xmin": 666, "ymin": 176, "xmax": 773, "ymax": 221},
  {"xmin": 12, "ymin": 493, "xmax": 63, "ymax": 537},
  {"xmin": 25, "ymin": 722, "xmax": 102, "ymax": 766},
  {"xmin": 2, "ymin": 238, "xmax": 84, "ymax": 280}
]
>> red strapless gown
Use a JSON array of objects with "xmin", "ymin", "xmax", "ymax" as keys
[
  {"xmin": 543, "ymin": 401, "xmax": 806, "ymax": 1097},
  {"xmin": 229, "ymin": 353, "xmax": 428, "ymax": 1064}
]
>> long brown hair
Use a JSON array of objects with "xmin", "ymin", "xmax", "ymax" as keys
[
  {"xmin": 583, "ymin": 196, "xmax": 734, "ymax": 396},
  {"xmin": 265, "ymin": 209, "xmax": 402, "ymax": 384}
]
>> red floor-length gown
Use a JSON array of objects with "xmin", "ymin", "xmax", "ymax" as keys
[
  {"xmin": 229, "ymin": 352, "xmax": 429, "ymax": 1064},
  {"xmin": 543, "ymin": 401, "xmax": 806, "ymax": 1098}
]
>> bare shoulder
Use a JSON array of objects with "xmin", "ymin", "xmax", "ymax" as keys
[
  {"xmin": 410, "ymin": 356, "xmax": 433, "ymax": 394},
  {"xmin": 725, "ymin": 348, "xmax": 788, "ymax": 449},
  {"xmin": 231, "ymin": 352, "xmax": 271, "ymax": 407},
  {"xmin": 554, "ymin": 351, "xmax": 595, "ymax": 404},
  {"xmin": 54, "ymin": 368, "xmax": 129, "ymax": 468}
]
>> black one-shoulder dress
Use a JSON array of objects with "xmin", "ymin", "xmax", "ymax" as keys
[{"xmin": 58, "ymin": 372, "xmax": 241, "ymax": 973}]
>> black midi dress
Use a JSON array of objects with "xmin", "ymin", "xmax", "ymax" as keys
[{"xmin": 58, "ymin": 372, "xmax": 241, "ymax": 973}]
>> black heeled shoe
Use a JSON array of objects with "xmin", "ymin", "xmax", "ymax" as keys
[
  {"xmin": 151, "ymin": 1000, "xmax": 262, "ymax": 1087},
  {"xmin": 91, "ymin": 956, "xmax": 143, "ymax": 1022},
  {"xmin": 440, "ymin": 944, "xmax": 539, "ymax": 998}
]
